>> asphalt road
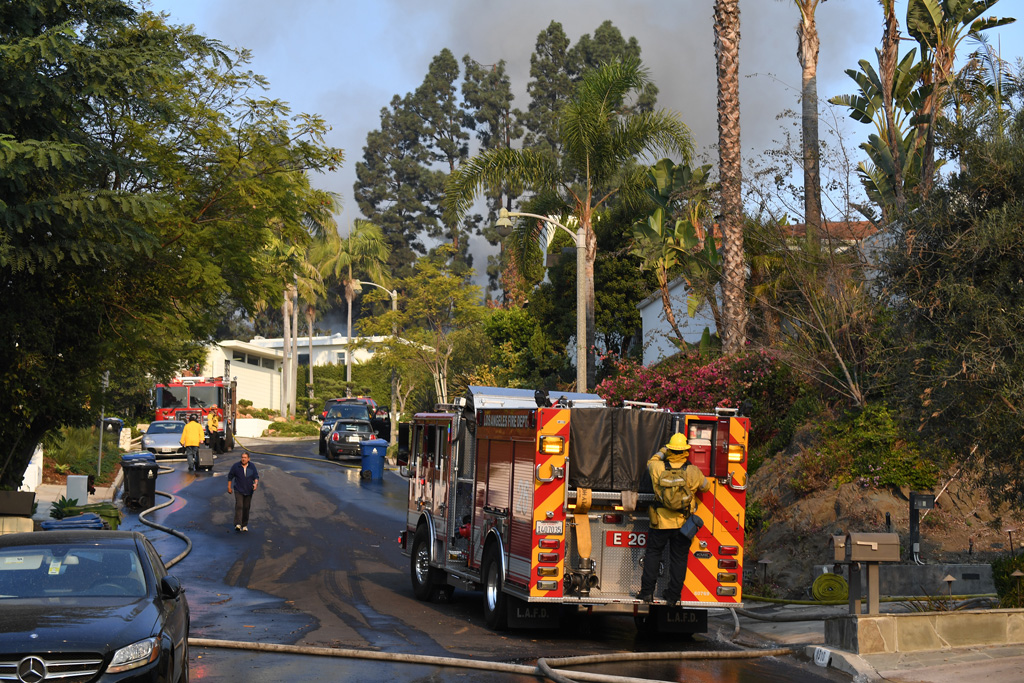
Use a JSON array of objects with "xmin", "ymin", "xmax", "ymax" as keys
[{"xmin": 119, "ymin": 439, "xmax": 849, "ymax": 682}]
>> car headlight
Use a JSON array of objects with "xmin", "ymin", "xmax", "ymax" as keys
[{"xmin": 107, "ymin": 636, "xmax": 160, "ymax": 673}]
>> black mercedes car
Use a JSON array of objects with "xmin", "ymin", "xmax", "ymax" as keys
[
  {"xmin": 0, "ymin": 530, "xmax": 189, "ymax": 682},
  {"xmin": 325, "ymin": 419, "xmax": 376, "ymax": 460}
]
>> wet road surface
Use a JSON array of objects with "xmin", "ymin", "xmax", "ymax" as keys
[{"xmin": 119, "ymin": 439, "xmax": 849, "ymax": 682}]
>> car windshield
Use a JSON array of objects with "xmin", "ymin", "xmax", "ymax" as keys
[
  {"xmin": 327, "ymin": 404, "xmax": 370, "ymax": 419},
  {"xmin": 0, "ymin": 546, "xmax": 146, "ymax": 599},
  {"xmin": 147, "ymin": 422, "xmax": 183, "ymax": 435}
]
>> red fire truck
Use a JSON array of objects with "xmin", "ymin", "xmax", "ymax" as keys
[
  {"xmin": 398, "ymin": 386, "xmax": 749, "ymax": 633},
  {"xmin": 153, "ymin": 376, "xmax": 237, "ymax": 451}
]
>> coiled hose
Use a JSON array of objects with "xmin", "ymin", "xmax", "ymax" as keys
[{"xmin": 811, "ymin": 572, "xmax": 849, "ymax": 602}]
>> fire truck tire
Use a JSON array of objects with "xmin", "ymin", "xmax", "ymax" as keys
[
  {"xmin": 482, "ymin": 546, "xmax": 508, "ymax": 631},
  {"xmin": 411, "ymin": 526, "xmax": 441, "ymax": 601}
]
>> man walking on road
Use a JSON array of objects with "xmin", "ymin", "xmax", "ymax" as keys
[
  {"xmin": 227, "ymin": 451, "xmax": 259, "ymax": 532},
  {"xmin": 180, "ymin": 415, "xmax": 204, "ymax": 472}
]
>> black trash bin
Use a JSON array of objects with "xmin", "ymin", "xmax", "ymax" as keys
[{"xmin": 122, "ymin": 460, "xmax": 159, "ymax": 510}]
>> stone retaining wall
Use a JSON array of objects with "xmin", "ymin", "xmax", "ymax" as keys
[{"xmin": 826, "ymin": 609, "xmax": 1024, "ymax": 654}]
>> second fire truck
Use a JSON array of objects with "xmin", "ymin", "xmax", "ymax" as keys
[
  {"xmin": 153, "ymin": 375, "xmax": 237, "ymax": 451},
  {"xmin": 398, "ymin": 386, "xmax": 749, "ymax": 633}
]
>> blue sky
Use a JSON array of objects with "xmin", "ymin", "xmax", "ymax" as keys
[{"xmin": 149, "ymin": 0, "xmax": 1023, "ymax": 232}]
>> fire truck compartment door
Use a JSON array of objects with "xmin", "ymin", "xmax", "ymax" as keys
[{"xmin": 568, "ymin": 408, "xmax": 673, "ymax": 491}]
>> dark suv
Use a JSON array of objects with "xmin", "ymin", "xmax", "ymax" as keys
[
  {"xmin": 319, "ymin": 397, "xmax": 390, "ymax": 452},
  {"xmin": 319, "ymin": 401, "xmax": 374, "ymax": 455}
]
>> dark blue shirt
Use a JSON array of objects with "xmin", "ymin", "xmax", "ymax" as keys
[{"xmin": 228, "ymin": 460, "xmax": 259, "ymax": 495}]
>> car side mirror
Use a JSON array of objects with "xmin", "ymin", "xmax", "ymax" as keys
[
  {"xmin": 398, "ymin": 465, "xmax": 411, "ymax": 478},
  {"xmin": 161, "ymin": 575, "xmax": 184, "ymax": 599}
]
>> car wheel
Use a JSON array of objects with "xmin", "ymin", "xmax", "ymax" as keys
[
  {"xmin": 482, "ymin": 545, "xmax": 508, "ymax": 631},
  {"xmin": 410, "ymin": 526, "xmax": 440, "ymax": 601}
]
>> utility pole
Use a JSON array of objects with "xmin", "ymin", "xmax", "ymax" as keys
[{"xmin": 97, "ymin": 370, "xmax": 109, "ymax": 477}]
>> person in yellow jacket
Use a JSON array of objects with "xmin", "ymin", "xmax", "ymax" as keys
[
  {"xmin": 206, "ymin": 410, "xmax": 222, "ymax": 454},
  {"xmin": 637, "ymin": 433, "xmax": 710, "ymax": 605},
  {"xmin": 180, "ymin": 415, "xmax": 204, "ymax": 472}
]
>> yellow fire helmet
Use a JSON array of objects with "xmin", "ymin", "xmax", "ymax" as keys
[{"xmin": 665, "ymin": 433, "xmax": 691, "ymax": 452}]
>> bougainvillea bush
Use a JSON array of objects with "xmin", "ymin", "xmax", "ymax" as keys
[{"xmin": 595, "ymin": 350, "xmax": 804, "ymax": 454}]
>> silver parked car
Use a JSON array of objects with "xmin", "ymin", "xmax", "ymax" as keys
[{"xmin": 141, "ymin": 420, "xmax": 186, "ymax": 458}]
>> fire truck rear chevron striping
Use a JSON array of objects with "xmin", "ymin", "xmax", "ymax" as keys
[{"xmin": 398, "ymin": 386, "xmax": 750, "ymax": 633}]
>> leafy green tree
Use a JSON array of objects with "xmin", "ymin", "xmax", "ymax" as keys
[
  {"xmin": 316, "ymin": 220, "xmax": 391, "ymax": 385},
  {"xmin": 877, "ymin": 113, "xmax": 1024, "ymax": 504},
  {"xmin": 829, "ymin": 48, "xmax": 930, "ymax": 221},
  {"xmin": 519, "ymin": 21, "xmax": 575, "ymax": 158},
  {"xmin": 354, "ymin": 93, "xmax": 433, "ymax": 279},
  {"xmin": 0, "ymin": 1, "xmax": 340, "ymax": 488},
  {"xmin": 462, "ymin": 56, "xmax": 523, "ymax": 294},
  {"xmin": 360, "ymin": 246, "xmax": 486, "ymax": 404},
  {"xmin": 906, "ymin": 0, "xmax": 1014, "ymax": 198},
  {"xmin": 631, "ymin": 159, "xmax": 719, "ymax": 345},
  {"xmin": 446, "ymin": 57, "xmax": 693, "ymax": 391}
]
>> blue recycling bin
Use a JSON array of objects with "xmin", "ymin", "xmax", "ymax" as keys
[
  {"xmin": 359, "ymin": 439, "xmax": 388, "ymax": 481},
  {"xmin": 41, "ymin": 513, "xmax": 105, "ymax": 530},
  {"xmin": 121, "ymin": 451, "xmax": 156, "ymax": 466}
]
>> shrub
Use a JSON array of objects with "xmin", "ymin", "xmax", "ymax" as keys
[
  {"xmin": 790, "ymin": 404, "xmax": 940, "ymax": 496},
  {"xmin": 43, "ymin": 427, "xmax": 121, "ymax": 485},
  {"xmin": 263, "ymin": 420, "xmax": 320, "ymax": 437},
  {"xmin": 596, "ymin": 350, "xmax": 803, "ymax": 453},
  {"xmin": 992, "ymin": 553, "xmax": 1024, "ymax": 608},
  {"xmin": 238, "ymin": 399, "xmax": 253, "ymax": 408}
]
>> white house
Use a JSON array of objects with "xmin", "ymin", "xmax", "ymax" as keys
[
  {"xmin": 638, "ymin": 278, "xmax": 717, "ymax": 366},
  {"xmin": 202, "ymin": 335, "xmax": 390, "ymax": 410},
  {"xmin": 202, "ymin": 340, "xmax": 282, "ymax": 410}
]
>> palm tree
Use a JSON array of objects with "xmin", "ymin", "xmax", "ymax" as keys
[
  {"xmin": 445, "ymin": 57, "xmax": 693, "ymax": 389},
  {"xmin": 789, "ymin": 0, "xmax": 825, "ymax": 241},
  {"xmin": 715, "ymin": 0, "xmax": 747, "ymax": 355},
  {"xmin": 318, "ymin": 220, "xmax": 391, "ymax": 387},
  {"xmin": 906, "ymin": 0, "xmax": 1015, "ymax": 198}
]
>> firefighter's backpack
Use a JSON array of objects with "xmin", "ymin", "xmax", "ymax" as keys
[{"xmin": 656, "ymin": 463, "xmax": 695, "ymax": 513}]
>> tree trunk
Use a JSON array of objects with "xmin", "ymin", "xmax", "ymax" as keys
[
  {"xmin": 584, "ymin": 216, "xmax": 597, "ymax": 392},
  {"xmin": 280, "ymin": 293, "xmax": 290, "ymax": 417},
  {"xmin": 715, "ymin": 0, "xmax": 747, "ymax": 355},
  {"xmin": 797, "ymin": 0, "xmax": 822, "ymax": 243},
  {"xmin": 291, "ymin": 286, "xmax": 299, "ymax": 418},
  {"xmin": 879, "ymin": 0, "xmax": 905, "ymax": 219},
  {"xmin": 659, "ymin": 273, "xmax": 686, "ymax": 342},
  {"xmin": 307, "ymin": 306, "xmax": 314, "ymax": 403}
]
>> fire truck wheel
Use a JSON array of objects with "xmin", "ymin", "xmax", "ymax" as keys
[
  {"xmin": 482, "ymin": 546, "xmax": 508, "ymax": 631},
  {"xmin": 411, "ymin": 526, "xmax": 440, "ymax": 601}
]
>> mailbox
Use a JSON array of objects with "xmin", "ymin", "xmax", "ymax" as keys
[
  {"xmin": 831, "ymin": 535, "xmax": 847, "ymax": 563},
  {"xmin": 846, "ymin": 532, "xmax": 900, "ymax": 563}
]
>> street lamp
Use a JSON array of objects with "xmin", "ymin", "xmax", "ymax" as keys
[
  {"xmin": 354, "ymin": 280, "xmax": 399, "ymax": 447},
  {"xmin": 495, "ymin": 207, "xmax": 587, "ymax": 393}
]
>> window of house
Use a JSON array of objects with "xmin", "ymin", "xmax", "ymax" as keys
[
  {"xmin": 298, "ymin": 353, "xmax": 309, "ymax": 366},
  {"xmin": 261, "ymin": 358, "xmax": 275, "ymax": 370},
  {"xmin": 232, "ymin": 352, "xmax": 246, "ymax": 363},
  {"xmin": 336, "ymin": 352, "xmax": 346, "ymax": 365},
  {"xmin": 246, "ymin": 355, "xmax": 259, "ymax": 366}
]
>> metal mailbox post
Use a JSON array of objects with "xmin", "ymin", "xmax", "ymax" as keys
[{"xmin": 840, "ymin": 532, "xmax": 900, "ymax": 615}]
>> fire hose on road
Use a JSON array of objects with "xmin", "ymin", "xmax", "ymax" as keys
[{"xmin": 187, "ymin": 637, "xmax": 796, "ymax": 683}]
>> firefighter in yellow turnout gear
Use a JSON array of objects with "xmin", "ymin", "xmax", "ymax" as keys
[{"xmin": 637, "ymin": 433, "xmax": 710, "ymax": 605}]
